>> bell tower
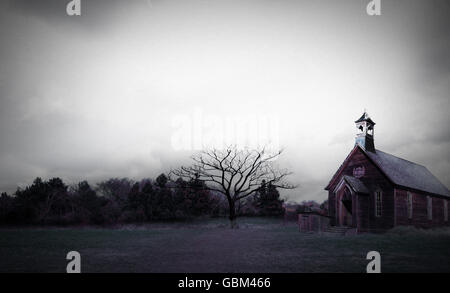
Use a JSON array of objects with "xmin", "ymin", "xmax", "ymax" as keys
[{"xmin": 355, "ymin": 111, "xmax": 375, "ymax": 152}]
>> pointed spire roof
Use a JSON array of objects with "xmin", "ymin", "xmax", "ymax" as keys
[{"xmin": 355, "ymin": 111, "xmax": 376, "ymax": 125}]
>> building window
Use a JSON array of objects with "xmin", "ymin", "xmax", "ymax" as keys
[
  {"xmin": 407, "ymin": 192, "xmax": 413, "ymax": 219},
  {"xmin": 427, "ymin": 196, "xmax": 432, "ymax": 220},
  {"xmin": 353, "ymin": 166, "xmax": 365, "ymax": 178},
  {"xmin": 444, "ymin": 200, "xmax": 448, "ymax": 222},
  {"xmin": 375, "ymin": 191, "xmax": 382, "ymax": 217}
]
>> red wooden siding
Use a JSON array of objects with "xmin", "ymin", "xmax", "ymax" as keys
[
  {"xmin": 395, "ymin": 189, "xmax": 449, "ymax": 228},
  {"xmin": 327, "ymin": 147, "xmax": 395, "ymax": 232}
]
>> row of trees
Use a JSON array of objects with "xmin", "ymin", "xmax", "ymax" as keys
[
  {"xmin": 0, "ymin": 174, "xmax": 284, "ymax": 226},
  {"xmin": 0, "ymin": 146, "xmax": 293, "ymax": 227}
]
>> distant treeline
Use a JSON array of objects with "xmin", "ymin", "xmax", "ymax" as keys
[{"xmin": 0, "ymin": 174, "xmax": 284, "ymax": 225}]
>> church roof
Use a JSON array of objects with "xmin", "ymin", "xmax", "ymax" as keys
[
  {"xmin": 355, "ymin": 112, "xmax": 376, "ymax": 125},
  {"xmin": 327, "ymin": 113, "xmax": 448, "ymax": 197},
  {"xmin": 325, "ymin": 146, "xmax": 450, "ymax": 198},
  {"xmin": 342, "ymin": 175, "xmax": 369, "ymax": 194},
  {"xmin": 365, "ymin": 149, "xmax": 450, "ymax": 197}
]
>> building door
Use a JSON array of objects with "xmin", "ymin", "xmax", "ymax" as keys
[{"xmin": 339, "ymin": 187, "xmax": 353, "ymax": 226}]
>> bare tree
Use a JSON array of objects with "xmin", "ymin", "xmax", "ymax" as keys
[{"xmin": 170, "ymin": 146, "xmax": 295, "ymax": 228}]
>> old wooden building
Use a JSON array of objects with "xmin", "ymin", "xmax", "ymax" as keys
[{"xmin": 325, "ymin": 112, "xmax": 450, "ymax": 233}]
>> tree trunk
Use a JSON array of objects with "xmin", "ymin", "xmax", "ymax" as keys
[{"xmin": 228, "ymin": 199, "xmax": 238, "ymax": 229}]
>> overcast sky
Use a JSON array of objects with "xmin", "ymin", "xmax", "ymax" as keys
[{"xmin": 0, "ymin": 0, "xmax": 448, "ymax": 202}]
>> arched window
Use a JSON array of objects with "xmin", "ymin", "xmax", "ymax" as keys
[
  {"xmin": 375, "ymin": 191, "xmax": 382, "ymax": 217},
  {"xmin": 407, "ymin": 192, "xmax": 413, "ymax": 219},
  {"xmin": 353, "ymin": 166, "xmax": 365, "ymax": 178},
  {"xmin": 427, "ymin": 196, "xmax": 433, "ymax": 220},
  {"xmin": 444, "ymin": 200, "xmax": 448, "ymax": 222}
]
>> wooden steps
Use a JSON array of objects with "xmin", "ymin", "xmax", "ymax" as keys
[{"xmin": 322, "ymin": 226, "xmax": 355, "ymax": 236}]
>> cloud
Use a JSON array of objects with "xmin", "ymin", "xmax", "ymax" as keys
[{"xmin": 0, "ymin": 0, "xmax": 449, "ymax": 201}]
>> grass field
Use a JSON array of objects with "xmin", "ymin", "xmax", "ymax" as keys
[{"xmin": 1, "ymin": 217, "xmax": 450, "ymax": 273}]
